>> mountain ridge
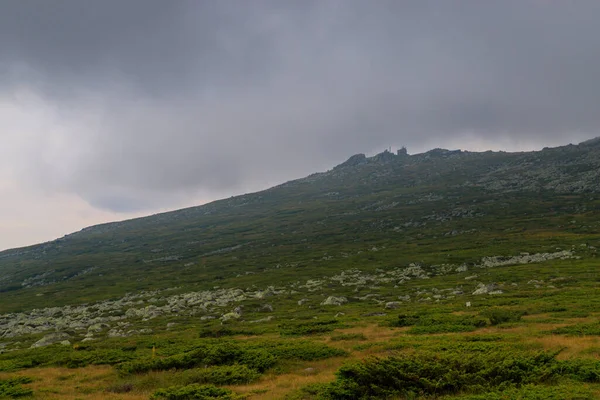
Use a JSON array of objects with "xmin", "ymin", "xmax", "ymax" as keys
[{"xmin": 5, "ymin": 136, "xmax": 598, "ymax": 256}]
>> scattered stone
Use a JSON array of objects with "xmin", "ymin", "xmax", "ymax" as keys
[
  {"xmin": 260, "ymin": 304, "xmax": 273, "ymax": 313},
  {"xmin": 473, "ymin": 283, "xmax": 502, "ymax": 296},
  {"xmin": 361, "ymin": 312, "xmax": 387, "ymax": 317},
  {"xmin": 321, "ymin": 296, "xmax": 348, "ymax": 306},
  {"xmin": 249, "ymin": 316, "xmax": 274, "ymax": 324},
  {"xmin": 385, "ymin": 301, "xmax": 401, "ymax": 309},
  {"xmin": 298, "ymin": 298, "xmax": 309, "ymax": 306},
  {"xmin": 30, "ymin": 332, "xmax": 71, "ymax": 348}
]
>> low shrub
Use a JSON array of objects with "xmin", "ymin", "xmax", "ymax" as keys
[
  {"xmin": 199, "ymin": 326, "xmax": 261, "ymax": 338},
  {"xmin": 105, "ymin": 382, "xmax": 134, "ymax": 393},
  {"xmin": 182, "ymin": 365, "xmax": 260, "ymax": 385},
  {"xmin": 392, "ymin": 313, "xmax": 488, "ymax": 334},
  {"xmin": 551, "ymin": 321, "xmax": 600, "ymax": 336},
  {"xmin": 450, "ymin": 383, "xmax": 595, "ymax": 400},
  {"xmin": 151, "ymin": 384, "xmax": 241, "ymax": 400},
  {"xmin": 116, "ymin": 339, "xmax": 343, "ymax": 375},
  {"xmin": 279, "ymin": 320, "xmax": 340, "ymax": 336},
  {"xmin": 0, "ymin": 377, "xmax": 34, "ymax": 398},
  {"xmin": 316, "ymin": 350, "xmax": 600, "ymax": 399},
  {"xmin": 481, "ymin": 308, "xmax": 525, "ymax": 325},
  {"xmin": 329, "ymin": 333, "xmax": 366, "ymax": 341},
  {"xmin": 266, "ymin": 341, "xmax": 347, "ymax": 361}
]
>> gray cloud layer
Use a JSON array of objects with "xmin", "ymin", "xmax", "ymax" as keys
[{"xmin": 2, "ymin": 1, "xmax": 600, "ymax": 212}]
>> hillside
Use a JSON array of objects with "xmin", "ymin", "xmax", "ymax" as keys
[{"xmin": 1, "ymin": 139, "xmax": 600, "ymax": 399}]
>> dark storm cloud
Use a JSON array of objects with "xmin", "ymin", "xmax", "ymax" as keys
[{"xmin": 2, "ymin": 0, "xmax": 600, "ymax": 212}]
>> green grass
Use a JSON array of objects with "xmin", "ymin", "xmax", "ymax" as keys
[{"xmin": 1, "ymin": 142, "xmax": 600, "ymax": 398}]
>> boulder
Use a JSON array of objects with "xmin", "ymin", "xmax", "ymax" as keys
[
  {"xmin": 321, "ymin": 296, "xmax": 348, "ymax": 306},
  {"xmin": 30, "ymin": 332, "xmax": 71, "ymax": 348},
  {"xmin": 260, "ymin": 304, "xmax": 273, "ymax": 313}
]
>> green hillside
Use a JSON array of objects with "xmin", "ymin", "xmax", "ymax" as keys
[{"xmin": 0, "ymin": 139, "xmax": 599, "ymax": 399}]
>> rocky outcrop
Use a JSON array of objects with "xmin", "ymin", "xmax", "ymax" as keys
[
  {"xmin": 31, "ymin": 332, "xmax": 71, "ymax": 348},
  {"xmin": 321, "ymin": 296, "xmax": 348, "ymax": 306}
]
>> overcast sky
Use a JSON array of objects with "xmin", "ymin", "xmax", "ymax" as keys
[{"xmin": 1, "ymin": 1, "xmax": 599, "ymax": 250}]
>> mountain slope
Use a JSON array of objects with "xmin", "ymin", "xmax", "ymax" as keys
[
  {"xmin": 1, "ymin": 139, "xmax": 599, "ymax": 313},
  {"xmin": 1, "ymin": 139, "xmax": 600, "ymax": 399}
]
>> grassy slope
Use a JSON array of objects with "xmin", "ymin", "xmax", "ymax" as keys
[{"xmin": 0, "ymin": 142, "xmax": 599, "ymax": 399}]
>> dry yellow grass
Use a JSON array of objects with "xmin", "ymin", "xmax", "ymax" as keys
[
  {"xmin": 229, "ymin": 324, "xmax": 403, "ymax": 399},
  {"xmin": 531, "ymin": 334, "xmax": 600, "ymax": 360},
  {"xmin": 3, "ymin": 321, "xmax": 598, "ymax": 399},
  {"xmin": 0, "ymin": 366, "xmax": 148, "ymax": 400}
]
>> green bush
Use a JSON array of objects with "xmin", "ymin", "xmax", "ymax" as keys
[
  {"xmin": 117, "ymin": 340, "xmax": 344, "ymax": 375},
  {"xmin": 481, "ymin": 308, "xmax": 525, "ymax": 325},
  {"xmin": 199, "ymin": 326, "xmax": 261, "ymax": 338},
  {"xmin": 0, "ymin": 377, "xmax": 34, "ymax": 398},
  {"xmin": 551, "ymin": 321, "xmax": 600, "ymax": 336},
  {"xmin": 266, "ymin": 341, "xmax": 347, "ymax": 361},
  {"xmin": 391, "ymin": 313, "xmax": 420, "ymax": 327},
  {"xmin": 151, "ymin": 384, "xmax": 241, "ymax": 400},
  {"xmin": 393, "ymin": 313, "xmax": 488, "ymax": 334},
  {"xmin": 450, "ymin": 383, "xmax": 595, "ymax": 400},
  {"xmin": 182, "ymin": 365, "xmax": 260, "ymax": 385},
  {"xmin": 316, "ymin": 350, "xmax": 600, "ymax": 399},
  {"xmin": 279, "ymin": 320, "xmax": 340, "ymax": 336},
  {"xmin": 329, "ymin": 333, "xmax": 366, "ymax": 341}
]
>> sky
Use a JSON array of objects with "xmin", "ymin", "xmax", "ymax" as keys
[{"xmin": 1, "ymin": 1, "xmax": 600, "ymax": 251}]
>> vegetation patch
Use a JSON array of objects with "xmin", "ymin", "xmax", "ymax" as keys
[
  {"xmin": 551, "ymin": 321, "xmax": 600, "ymax": 336},
  {"xmin": 151, "ymin": 383, "xmax": 243, "ymax": 400},
  {"xmin": 391, "ymin": 313, "xmax": 488, "ymax": 334},
  {"xmin": 480, "ymin": 307, "xmax": 525, "ymax": 325},
  {"xmin": 279, "ymin": 320, "xmax": 341, "ymax": 336},
  {"xmin": 329, "ymin": 333, "xmax": 366, "ymax": 341},
  {"xmin": 316, "ymin": 350, "xmax": 600, "ymax": 399},
  {"xmin": 0, "ymin": 377, "xmax": 33, "ymax": 398}
]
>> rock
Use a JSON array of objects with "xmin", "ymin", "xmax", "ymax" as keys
[
  {"xmin": 466, "ymin": 302, "xmax": 472, "ymax": 307},
  {"xmin": 298, "ymin": 298, "xmax": 309, "ymax": 306},
  {"xmin": 472, "ymin": 283, "xmax": 498, "ymax": 295},
  {"xmin": 260, "ymin": 304, "xmax": 273, "ymax": 313},
  {"xmin": 220, "ymin": 311, "xmax": 241, "ymax": 322},
  {"xmin": 30, "ymin": 332, "xmax": 71, "ymax": 348},
  {"xmin": 334, "ymin": 312, "xmax": 345, "ymax": 318},
  {"xmin": 335, "ymin": 153, "xmax": 367, "ymax": 169},
  {"xmin": 465, "ymin": 275, "xmax": 478, "ymax": 280},
  {"xmin": 81, "ymin": 337, "xmax": 95, "ymax": 342},
  {"xmin": 60, "ymin": 340, "xmax": 71, "ymax": 346},
  {"xmin": 87, "ymin": 323, "xmax": 110, "ymax": 333},
  {"xmin": 385, "ymin": 301, "xmax": 401, "ymax": 309},
  {"xmin": 107, "ymin": 329, "xmax": 127, "ymax": 338},
  {"xmin": 320, "ymin": 296, "xmax": 348, "ymax": 306},
  {"xmin": 361, "ymin": 312, "xmax": 387, "ymax": 317},
  {"xmin": 249, "ymin": 316, "xmax": 274, "ymax": 324}
]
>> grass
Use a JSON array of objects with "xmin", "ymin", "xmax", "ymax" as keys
[{"xmin": 1, "ymin": 143, "xmax": 600, "ymax": 398}]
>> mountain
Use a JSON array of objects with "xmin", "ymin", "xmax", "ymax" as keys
[
  {"xmin": 0, "ymin": 139, "xmax": 599, "ymax": 399},
  {"xmin": 1, "ymin": 138, "xmax": 599, "ymax": 313}
]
